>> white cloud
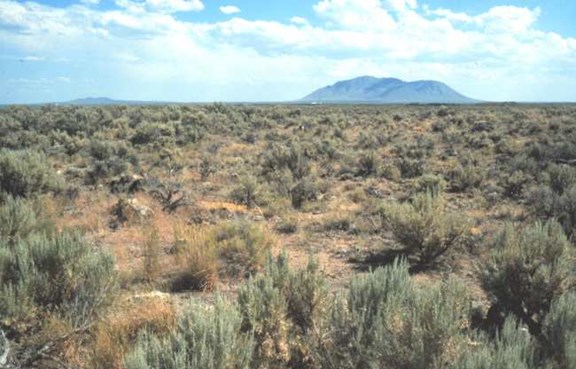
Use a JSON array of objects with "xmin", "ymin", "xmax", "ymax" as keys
[
  {"xmin": 80, "ymin": 0, "xmax": 100, "ymax": 5},
  {"xmin": 313, "ymin": 0, "xmax": 395, "ymax": 30},
  {"xmin": 426, "ymin": 8, "xmax": 473, "ymax": 23},
  {"xmin": 386, "ymin": 0, "xmax": 417, "ymax": 12},
  {"xmin": 476, "ymin": 6, "xmax": 540, "ymax": 33},
  {"xmin": 20, "ymin": 56, "xmax": 44, "ymax": 62},
  {"xmin": 116, "ymin": 0, "xmax": 204, "ymax": 13},
  {"xmin": 219, "ymin": 5, "xmax": 240, "ymax": 15},
  {"xmin": 290, "ymin": 16, "xmax": 308, "ymax": 25}
]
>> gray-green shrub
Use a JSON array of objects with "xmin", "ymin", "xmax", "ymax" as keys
[
  {"xmin": 356, "ymin": 151, "xmax": 379, "ymax": 178},
  {"xmin": 544, "ymin": 292, "xmax": 576, "ymax": 368},
  {"xmin": 0, "ymin": 232, "xmax": 116, "ymax": 329},
  {"xmin": 0, "ymin": 195, "xmax": 54, "ymax": 245},
  {"xmin": 324, "ymin": 259, "xmax": 470, "ymax": 369},
  {"xmin": 0, "ymin": 149, "xmax": 61, "ymax": 198},
  {"xmin": 482, "ymin": 221, "xmax": 573, "ymax": 337},
  {"xmin": 230, "ymin": 176, "xmax": 262, "ymax": 209},
  {"xmin": 449, "ymin": 164, "xmax": 485, "ymax": 192},
  {"xmin": 125, "ymin": 299, "xmax": 253, "ymax": 369},
  {"xmin": 380, "ymin": 193, "xmax": 470, "ymax": 266},
  {"xmin": 237, "ymin": 253, "xmax": 328, "ymax": 368},
  {"xmin": 456, "ymin": 317, "xmax": 535, "ymax": 369}
]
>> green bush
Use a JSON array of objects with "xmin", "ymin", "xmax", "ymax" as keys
[
  {"xmin": 482, "ymin": 221, "xmax": 573, "ymax": 337},
  {"xmin": 237, "ymin": 264, "xmax": 291, "ymax": 367},
  {"xmin": 216, "ymin": 220, "xmax": 274, "ymax": 278},
  {"xmin": 131, "ymin": 254, "xmax": 327, "ymax": 369},
  {"xmin": 529, "ymin": 185, "xmax": 558, "ymax": 220},
  {"xmin": 238, "ymin": 253, "xmax": 328, "ymax": 368},
  {"xmin": 530, "ymin": 183, "xmax": 576, "ymax": 238},
  {"xmin": 290, "ymin": 177, "xmax": 318, "ymax": 209},
  {"xmin": 0, "ymin": 232, "xmax": 116, "ymax": 331},
  {"xmin": 381, "ymin": 163, "xmax": 402, "ymax": 181},
  {"xmin": 500, "ymin": 170, "xmax": 530, "ymax": 199},
  {"xmin": 396, "ymin": 158, "xmax": 425, "ymax": 178},
  {"xmin": 230, "ymin": 176, "xmax": 262, "ymax": 209},
  {"xmin": 449, "ymin": 164, "xmax": 485, "ymax": 192},
  {"xmin": 275, "ymin": 218, "xmax": 298, "ymax": 234},
  {"xmin": 324, "ymin": 259, "xmax": 470, "ymax": 369},
  {"xmin": 380, "ymin": 193, "xmax": 470, "ymax": 266},
  {"xmin": 547, "ymin": 164, "xmax": 576, "ymax": 195},
  {"xmin": 0, "ymin": 149, "xmax": 61, "ymax": 198},
  {"xmin": 130, "ymin": 122, "xmax": 175, "ymax": 146},
  {"xmin": 543, "ymin": 292, "xmax": 576, "ymax": 368},
  {"xmin": 125, "ymin": 299, "xmax": 253, "ymax": 369},
  {"xmin": 356, "ymin": 151, "xmax": 379, "ymax": 178},
  {"xmin": 555, "ymin": 185, "xmax": 576, "ymax": 238},
  {"xmin": 456, "ymin": 317, "xmax": 535, "ymax": 369},
  {"xmin": 413, "ymin": 174, "xmax": 447, "ymax": 197},
  {"xmin": 260, "ymin": 144, "xmax": 311, "ymax": 181},
  {"xmin": 0, "ymin": 195, "xmax": 54, "ymax": 245}
]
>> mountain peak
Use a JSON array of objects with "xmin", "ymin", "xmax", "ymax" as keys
[{"xmin": 302, "ymin": 76, "xmax": 478, "ymax": 104}]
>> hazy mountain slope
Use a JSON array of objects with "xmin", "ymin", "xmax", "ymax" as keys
[{"xmin": 302, "ymin": 76, "xmax": 478, "ymax": 103}]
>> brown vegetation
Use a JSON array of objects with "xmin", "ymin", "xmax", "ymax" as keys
[{"xmin": 0, "ymin": 103, "xmax": 575, "ymax": 368}]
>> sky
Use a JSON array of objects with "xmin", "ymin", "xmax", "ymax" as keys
[{"xmin": 0, "ymin": 0, "xmax": 575, "ymax": 103}]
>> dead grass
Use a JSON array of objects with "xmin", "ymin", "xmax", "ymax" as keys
[
  {"xmin": 198, "ymin": 200, "xmax": 249, "ymax": 213},
  {"xmin": 172, "ymin": 223, "xmax": 220, "ymax": 291},
  {"xmin": 90, "ymin": 292, "xmax": 176, "ymax": 369},
  {"xmin": 56, "ymin": 190, "xmax": 116, "ymax": 235}
]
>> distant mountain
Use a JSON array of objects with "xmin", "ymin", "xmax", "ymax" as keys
[
  {"xmin": 64, "ymin": 97, "xmax": 169, "ymax": 105},
  {"xmin": 301, "ymin": 76, "xmax": 479, "ymax": 104}
]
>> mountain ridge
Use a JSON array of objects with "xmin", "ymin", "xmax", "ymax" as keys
[
  {"xmin": 301, "ymin": 76, "xmax": 479, "ymax": 104},
  {"xmin": 65, "ymin": 97, "xmax": 170, "ymax": 105}
]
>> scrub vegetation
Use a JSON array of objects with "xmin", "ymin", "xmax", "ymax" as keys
[{"xmin": 0, "ymin": 103, "xmax": 575, "ymax": 368}]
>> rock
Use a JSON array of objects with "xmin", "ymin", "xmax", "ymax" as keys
[
  {"xmin": 109, "ymin": 174, "xmax": 146, "ymax": 194},
  {"xmin": 110, "ymin": 198, "xmax": 153, "ymax": 227},
  {"xmin": 0, "ymin": 329, "xmax": 9, "ymax": 366}
]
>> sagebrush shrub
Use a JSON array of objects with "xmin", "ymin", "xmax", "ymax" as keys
[
  {"xmin": 413, "ymin": 174, "xmax": 447, "ymax": 197},
  {"xmin": 216, "ymin": 220, "xmax": 274, "ymax": 278},
  {"xmin": 325, "ymin": 259, "xmax": 470, "ymax": 369},
  {"xmin": 449, "ymin": 164, "xmax": 485, "ymax": 192},
  {"xmin": 260, "ymin": 143, "xmax": 311, "ymax": 181},
  {"xmin": 396, "ymin": 158, "xmax": 425, "ymax": 178},
  {"xmin": 356, "ymin": 151, "xmax": 379, "ymax": 177},
  {"xmin": 290, "ymin": 177, "xmax": 318, "ymax": 209},
  {"xmin": 0, "ymin": 232, "xmax": 116, "ymax": 331},
  {"xmin": 547, "ymin": 164, "xmax": 576, "ymax": 195},
  {"xmin": 0, "ymin": 149, "xmax": 61, "ymax": 198},
  {"xmin": 482, "ymin": 221, "xmax": 573, "ymax": 337},
  {"xmin": 230, "ymin": 176, "xmax": 262, "ymax": 208},
  {"xmin": 456, "ymin": 317, "xmax": 535, "ymax": 369},
  {"xmin": 125, "ymin": 299, "xmax": 253, "ymax": 369},
  {"xmin": 0, "ymin": 195, "xmax": 52, "ymax": 245},
  {"xmin": 380, "ymin": 193, "xmax": 470, "ymax": 266},
  {"xmin": 530, "ymin": 183, "xmax": 576, "ymax": 238},
  {"xmin": 544, "ymin": 292, "xmax": 576, "ymax": 368},
  {"xmin": 238, "ymin": 253, "xmax": 327, "ymax": 369}
]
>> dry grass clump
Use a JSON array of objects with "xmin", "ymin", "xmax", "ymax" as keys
[
  {"xmin": 170, "ymin": 219, "xmax": 275, "ymax": 291},
  {"xmin": 172, "ymin": 223, "xmax": 220, "ymax": 291},
  {"xmin": 90, "ymin": 293, "xmax": 176, "ymax": 369}
]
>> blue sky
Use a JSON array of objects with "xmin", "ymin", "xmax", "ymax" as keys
[{"xmin": 1, "ymin": 0, "xmax": 575, "ymax": 103}]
